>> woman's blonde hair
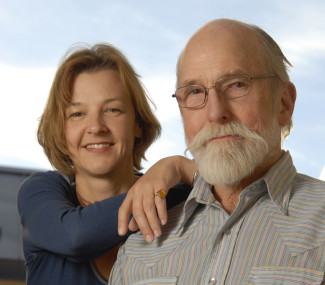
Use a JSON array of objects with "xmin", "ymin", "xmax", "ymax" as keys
[{"xmin": 38, "ymin": 43, "xmax": 161, "ymax": 177}]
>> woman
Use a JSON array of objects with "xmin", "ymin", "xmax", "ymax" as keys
[{"xmin": 17, "ymin": 44, "xmax": 194, "ymax": 285}]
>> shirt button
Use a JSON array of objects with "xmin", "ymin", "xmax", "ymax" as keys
[
  {"xmin": 209, "ymin": 277, "xmax": 217, "ymax": 284},
  {"xmin": 223, "ymin": 229, "xmax": 231, "ymax": 236}
]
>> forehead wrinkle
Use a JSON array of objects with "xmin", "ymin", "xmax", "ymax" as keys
[
  {"xmin": 178, "ymin": 20, "xmax": 266, "ymax": 85},
  {"xmin": 178, "ymin": 69, "xmax": 250, "ymax": 88}
]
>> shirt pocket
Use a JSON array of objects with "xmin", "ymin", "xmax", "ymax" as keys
[
  {"xmin": 133, "ymin": 277, "xmax": 178, "ymax": 285},
  {"xmin": 245, "ymin": 267, "xmax": 324, "ymax": 285}
]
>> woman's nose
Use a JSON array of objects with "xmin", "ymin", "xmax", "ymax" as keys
[{"xmin": 86, "ymin": 114, "xmax": 108, "ymax": 134}]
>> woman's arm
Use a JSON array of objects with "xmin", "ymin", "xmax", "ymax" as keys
[
  {"xmin": 18, "ymin": 156, "xmax": 195, "ymax": 262},
  {"xmin": 17, "ymin": 171, "xmax": 129, "ymax": 262},
  {"xmin": 118, "ymin": 155, "xmax": 196, "ymax": 243}
]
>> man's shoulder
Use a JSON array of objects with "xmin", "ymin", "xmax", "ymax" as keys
[
  {"xmin": 289, "ymin": 173, "xmax": 325, "ymax": 210},
  {"xmin": 293, "ymin": 172, "xmax": 325, "ymax": 192}
]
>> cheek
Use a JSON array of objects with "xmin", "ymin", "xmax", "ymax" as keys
[
  {"xmin": 114, "ymin": 119, "xmax": 136, "ymax": 143},
  {"xmin": 182, "ymin": 110, "xmax": 202, "ymax": 143},
  {"xmin": 65, "ymin": 123, "xmax": 80, "ymax": 149},
  {"xmin": 238, "ymin": 98, "xmax": 273, "ymax": 134},
  {"xmin": 245, "ymin": 108, "xmax": 278, "ymax": 138},
  {"xmin": 245, "ymin": 115, "xmax": 269, "ymax": 137}
]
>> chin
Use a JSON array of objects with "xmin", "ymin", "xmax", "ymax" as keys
[{"xmin": 194, "ymin": 135, "xmax": 270, "ymax": 186}]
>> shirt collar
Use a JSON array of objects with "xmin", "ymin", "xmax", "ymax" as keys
[
  {"xmin": 262, "ymin": 150, "xmax": 296, "ymax": 215},
  {"xmin": 175, "ymin": 150, "xmax": 296, "ymax": 234},
  {"xmin": 175, "ymin": 175, "xmax": 213, "ymax": 234}
]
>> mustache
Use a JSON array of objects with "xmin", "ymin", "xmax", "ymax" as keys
[{"xmin": 186, "ymin": 122, "xmax": 264, "ymax": 152}]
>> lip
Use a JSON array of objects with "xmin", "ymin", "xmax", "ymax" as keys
[
  {"xmin": 209, "ymin": 135, "xmax": 236, "ymax": 142},
  {"xmin": 83, "ymin": 142, "xmax": 114, "ymax": 151}
]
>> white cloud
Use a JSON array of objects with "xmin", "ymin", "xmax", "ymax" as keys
[
  {"xmin": 320, "ymin": 166, "xmax": 325, "ymax": 181},
  {"xmin": 0, "ymin": 64, "xmax": 55, "ymax": 169},
  {"xmin": 281, "ymin": 30, "xmax": 325, "ymax": 66},
  {"xmin": 141, "ymin": 75, "xmax": 189, "ymax": 169},
  {"xmin": 143, "ymin": 76, "xmax": 180, "ymax": 123}
]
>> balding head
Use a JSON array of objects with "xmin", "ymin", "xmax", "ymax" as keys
[
  {"xmin": 177, "ymin": 19, "xmax": 266, "ymax": 83},
  {"xmin": 178, "ymin": 19, "xmax": 291, "ymax": 81},
  {"xmin": 176, "ymin": 18, "xmax": 294, "ymax": 139}
]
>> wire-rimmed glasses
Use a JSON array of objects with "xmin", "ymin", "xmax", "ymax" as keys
[{"xmin": 172, "ymin": 74, "xmax": 277, "ymax": 109}]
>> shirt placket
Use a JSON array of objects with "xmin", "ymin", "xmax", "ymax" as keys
[
  {"xmin": 202, "ymin": 187, "xmax": 263, "ymax": 285},
  {"xmin": 207, "ymin": 214, "xmax": 243, "ymax": 284}
]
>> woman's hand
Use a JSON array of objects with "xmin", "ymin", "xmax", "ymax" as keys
[{"xmin": 118, "ymin": 155, "xmax": 195, "ymax": 243}]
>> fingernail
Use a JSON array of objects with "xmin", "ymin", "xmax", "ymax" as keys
[
  {"xmin": 154, "ymin": 230, "xmax": 161, "ymax": 237},
  {"xmin": 145, "ymin": 235, "xmax": 153, "ymax": 243},
  {"xmin": 118, "ymin": 227, "xmax": 124, "ymax": 235},
  {"xmin": 161, "ymin": 219, "xmax": 167, "ymax": 225}
]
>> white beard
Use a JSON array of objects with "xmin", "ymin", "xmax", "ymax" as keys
[{"xmin": 186, "ymin": 121, "xmax": 278, "ymax": 186}]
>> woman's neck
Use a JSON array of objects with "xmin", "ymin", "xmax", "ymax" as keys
[{"xmin": 75, "ymin": 170, "xmax": 136, "ymax": 205}]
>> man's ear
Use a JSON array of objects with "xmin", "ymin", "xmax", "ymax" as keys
[{"xmin": 278, "ymin": 82, "xmax": 296, "ymax": 127}]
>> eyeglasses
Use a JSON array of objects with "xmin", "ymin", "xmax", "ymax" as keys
[{"xmin": 172, "ymin": 74, "xmax": 277, "ymax": 109}]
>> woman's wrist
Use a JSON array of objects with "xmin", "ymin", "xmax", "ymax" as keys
[{"xmin": 174, "ymin": 156, "xmax": 196, "ymax": 186}]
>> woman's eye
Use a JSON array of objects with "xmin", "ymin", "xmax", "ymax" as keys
[
  {"xmin": 70, "ymin": 112, "xmax": 84, "ymax": 118},
  {"xmin": 106, "ymin": 108, "xmax": 121, "ymax": 113}
]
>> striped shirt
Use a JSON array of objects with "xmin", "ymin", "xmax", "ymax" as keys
[{"xmin": 109, "ymin": 151, "xmax": 325, "ymax": 285}]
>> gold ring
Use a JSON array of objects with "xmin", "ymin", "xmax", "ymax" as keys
[{"xmin": 155, "ymin": 189, "xmax": 167, "ymax": 198}]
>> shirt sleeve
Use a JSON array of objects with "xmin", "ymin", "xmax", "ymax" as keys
[{"xmin": 17, "ymin": 171, "xmax": 130, "ymax": 262}]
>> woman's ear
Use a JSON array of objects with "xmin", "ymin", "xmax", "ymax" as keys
[
  {"xmin": 278, "ymin": 82, "xmax": 296, "ymax": 127},
  {"xmin": 134, "ymin": 122, "xmax": 142, "ymax": 139}
]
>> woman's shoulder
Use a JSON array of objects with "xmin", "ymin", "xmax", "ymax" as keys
[
  {"xmin": 17, "ymin": 170, "xmax": 77, "ymax": 213},
  {"xmin": 18, "ymin": 170, "xmax": 74, "ymax": 198},
  {"xmin": 22, "ymin": 170, "xmax": 72, "ymax": 186}
]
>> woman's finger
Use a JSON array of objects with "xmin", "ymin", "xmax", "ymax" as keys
[
  {"xmin": 128, "ymin": 217, "xmax": 139, "ymax": 232},
  {"xmin": 155, "ymin": 195, "xmax": 167, "ymax": 226},
  {"xmin": 131, "ymin": 192, "xmax": 155, "ymax": 243},
  {"xmin": 118, "ymin": 194, "xmax": 133, "ymax": 236},
  {"xmin": 141, "ymin": 193, "xmax": 163, "ymax": 238}
]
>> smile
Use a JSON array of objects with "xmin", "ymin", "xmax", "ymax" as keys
[{"xmin": 85, "ymin": 143, "xmax": 113, "ymax": 149}]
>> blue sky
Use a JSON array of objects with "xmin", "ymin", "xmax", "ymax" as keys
[{"xmin": 0, "ymin": 0, "xmax": 324, "ymax": 179}]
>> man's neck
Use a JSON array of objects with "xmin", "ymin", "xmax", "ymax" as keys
[{"xmin": 212, "ymin": 149, "xmax": 284, "ymax": 214}]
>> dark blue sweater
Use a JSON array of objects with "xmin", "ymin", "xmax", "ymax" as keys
[{"xmin": 17, "ymin": 171, "xmax": 191, "ymax": 285}]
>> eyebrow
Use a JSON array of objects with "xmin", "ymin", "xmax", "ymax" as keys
[
  {"xmin": 178, "ymin": 70, "xmax": 247, "ymax": 87},
  {"xmin": 67, "ymin": 98, "xmax": 123, "ymax": 107}
]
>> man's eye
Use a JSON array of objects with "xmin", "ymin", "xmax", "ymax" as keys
[
  {"xmin": 186, "ymin": 87, "xmax": 204, "ymax": 96},
  {"xmin": 232, "ymin": 81, "xmax": 246, "ymax": 88},
  {"xmin": 222, "ymin": 79, "xmax": 248, "ymax": 92}
]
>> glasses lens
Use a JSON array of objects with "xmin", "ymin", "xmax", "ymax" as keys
[
  {"xmin": 219, "ymin": 75, "xmax": 251, "ymax": 99},
  {"xmin": 176, "ymin": 85, "xmax": 205, "ymax": 108}
]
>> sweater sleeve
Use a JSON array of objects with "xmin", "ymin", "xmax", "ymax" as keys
[
  {"xmin": 17, "ymin": 171, "xmax": 130, "ymax": 263},
  {"xmin": 166, "ymin": 183, "xmax": 192, "ymax": 209}
]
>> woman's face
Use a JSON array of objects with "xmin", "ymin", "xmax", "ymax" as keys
[{"xmin": 65, "ymin": 69, "xmax": 142, "ymax": 178}]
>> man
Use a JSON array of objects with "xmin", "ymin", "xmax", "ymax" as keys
[{"xmin": 109, "ymin": 19, "xmax": 325, "ymax": 284}]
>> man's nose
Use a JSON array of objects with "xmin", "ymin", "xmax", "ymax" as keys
[{"xmin": 206, "ymin": 88, "xmax": 232, "ymax": 124}]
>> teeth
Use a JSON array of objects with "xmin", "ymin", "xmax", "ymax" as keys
[{"xmin": 86, "ymin": 143, "xmax": 112, "ymax": 149}]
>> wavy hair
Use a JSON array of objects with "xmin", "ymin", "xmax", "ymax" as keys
[{"xmin": 38, "ymin": 43, "xmax": 161, "ymax": 177}]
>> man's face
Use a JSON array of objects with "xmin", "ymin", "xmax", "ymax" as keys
[{"xmin": 178, "ymin": 24, "xmax": 284, "ymax": 185}]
